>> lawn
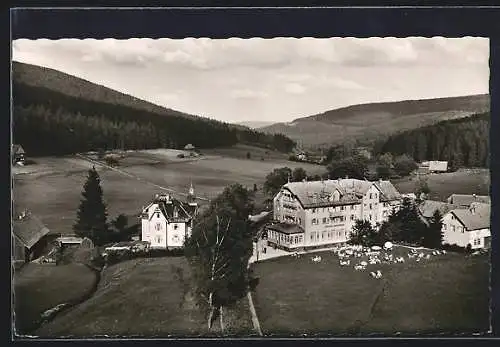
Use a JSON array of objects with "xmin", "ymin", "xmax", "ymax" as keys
[
  {"xmin": 393, "ymin": 168, "xmax": 490, "ymax": 201},
  {"xmin": 35, "ymin": 257, "xmax": 255, "ymax": 337},
  {"xmin": 13, "ymin": 263, "xmax": 98, "ymax": 335},
  {"xmin": 252, "ymin": 248, "xmax": 490, "ymax": 336},
  {"xmin": 13, "ymin": 148, "xmax": 325, "ymax": 236}
]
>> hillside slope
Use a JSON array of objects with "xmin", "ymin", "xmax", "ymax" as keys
[
  {"xmin": 260, "ymin": 94, "xmax": 490, "ymax": 148},
  {"xmin": 12, "ymin": 62, "xmax": 295, "ymax": 155},
  {"xmin": 12, "ymin": 61, "xmax": 203, "ymax": 122}
]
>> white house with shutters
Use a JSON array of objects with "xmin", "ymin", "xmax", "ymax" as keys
[
  {"xmin": 442, "ymin": 202, "xmax": 491, "ymax": 250},
  {"xmin": 140, "ymin": 184, "xmax": 198, "ymax": 249}
]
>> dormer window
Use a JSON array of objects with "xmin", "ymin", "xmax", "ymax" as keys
[{"xmin": 173, "ymin": 207, "xmax": 179, "ymax": 218}]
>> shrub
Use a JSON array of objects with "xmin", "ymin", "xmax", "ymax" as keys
[{"xmin": 177, "ymin": 153, "xmax": 185, "ymax": 158}]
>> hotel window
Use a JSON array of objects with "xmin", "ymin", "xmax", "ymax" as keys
[
  {"xmin": 369, "ymin": 203, "xmax": 373, "ymax": 210},
  {"xmin": 341, "ymin": 206, "xmax": 345, "ymax": 211},
  {"xmin": 155, "ymin": 223, "xmax": 161, "ymax": 231},
  {"xmin": 374, "ymin": 193, "xmax": 377, "ymax": 199},
  {"xmin": 350, "ymin": 215, "xmax": 355, "ymax": 221},
  {"xmin": 299, "ymin": 235, "xmax": 303, "ymax": 243},
  {"xmin": 323, "ymin": 217, "xmax": 327, "ymax": 224},
  {"xmin": 156, "ymin": 213, "xmax": 160, "ymax": 218},
  {"xmin": 451, "ymin": 225, "xmax": 455, "ymax": 232},
  {"xmin": 312, "ymin": 208, "xmax": 317, "ymax": 213},
  {"xmin": 369, "ymin": 215, "xmax": 372, "ymax": 221},
  {"xmin": 310, "ymin": 234, "xmax": 314, "ymax": 241},
  {"xmin": 351, "ymin": 205, "xmax": 354, "ymax": 210},
  {"xmin": 173, "ymin": 224, "xmax": 179, "ymax": 230}
]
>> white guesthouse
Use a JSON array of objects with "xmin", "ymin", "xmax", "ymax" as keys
[
  {"xmin": 140, "ymin": 185, "xmax": 198, "ymax": 249},
  {"xmin": 442, "ymin": 202, "xmax": 491, "ymax": 250},
  {"xmin": 267, "ymin": 178, "xmax": 402, "ymax": 252}
]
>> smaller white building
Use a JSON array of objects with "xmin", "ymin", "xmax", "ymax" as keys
[
  {"xmin": 442, "ymin": 202, "xmax": 490, "ymax": 249},
  {"xmin": 428, "ymin": 161, "xmax": 448, "ymax": 173},
  {"xmin": 140, "ymin": 186, "xmax": 198, "ymax": 249}
]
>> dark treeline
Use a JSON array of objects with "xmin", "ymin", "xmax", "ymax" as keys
[
  {"xmin": 372, "ymin": 113, "xmax": 490, "ymax": 169},
  {"xmin": 13, "ymin": 83, "xmax": 295, "ymax": 156}
]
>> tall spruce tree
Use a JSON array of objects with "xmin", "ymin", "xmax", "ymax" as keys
[
  {"xmin": 73, "ymin": 166, "xmax": 109, "ymax": 245},
  {"xmin": 424, "ymin": 209, "xmax": 444, "ymax": 249}
]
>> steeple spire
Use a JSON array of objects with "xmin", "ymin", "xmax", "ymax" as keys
[{"xmin": 189, "ymin": 180, "xmax": 194, "ymax": 196}]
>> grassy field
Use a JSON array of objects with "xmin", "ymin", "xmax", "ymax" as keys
[
  {"xmin": 13, "ymin": 146, "xmax": 325, "ymax": 236},
  {"xmin": 393, "ymin": 168, "xmax": 490, "ymax": 201},
  {"xmin": 13, "ymin": 263, "xmax": 98, "ymax": 335},
  {"xmin": 35, "ymin": 257, "xmax": 254, "ymax": 337},
  {"xmin": 252, "ymin": 248, "xmax": 490, "ymax": 336}
]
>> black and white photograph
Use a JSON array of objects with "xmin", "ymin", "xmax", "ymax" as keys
[{"xmin": 11, "ymin": 18, "xmax": 492, "ymax": 338}]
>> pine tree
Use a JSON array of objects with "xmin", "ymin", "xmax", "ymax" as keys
[
  {"xmin": 424, "ymin": 209, "xmax": 444, "ymax": 249},
  {"xmin": 73, "ymin": 166, "xmax": 109, "ymax": 246}
]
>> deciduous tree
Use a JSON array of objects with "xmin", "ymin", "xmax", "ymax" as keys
[{"xmin": 184, "ymin": 184, "xmax": 256, "ymax": 332}]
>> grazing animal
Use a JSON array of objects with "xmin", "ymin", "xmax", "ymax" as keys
[
  {"xmin": 370, "ymin": 272, "xmax": 376, "ymax": 278},
  {"xmin": 442, "ymin": 250, "xmax": 447, "ymax": 255},
  {"xmin": 425, "ymin": 254, "xmax": 431, "ymax": 259},
  {"xmin": 376, "ymin": 270, "xmax": 382, "ymax": 279}
]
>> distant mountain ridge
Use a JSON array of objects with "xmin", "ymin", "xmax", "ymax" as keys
[
  {"xmin": 12, "ymin": 61, "xmax": 296, "ymax": 155},
  {"xmin": 259, "ymin": 94, "xmax": 490, "ymax": 148},
  {"xmin": 236, "ymin": 121, "xmax": 278, "ymax": 129}
]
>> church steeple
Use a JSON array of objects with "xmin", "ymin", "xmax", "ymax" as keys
[
  {"xmin": 189, "ymin": 181, "xmax": 194, "ymax": 196},
  {"xmin": 187, "ymin": 181, "xmax": 196, "ymax": 205}
]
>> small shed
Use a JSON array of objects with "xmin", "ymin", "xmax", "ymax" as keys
[
  {"xmin": 184, "ymin": 143, "xmax": 195, "ymax": 151},
  {"xmin": 12, "ymin": 211, "xmax": 51, "ymax": 266},
  {"xmin": 428, "ymin": 161, "xmax": 448, "ymax": 173}
]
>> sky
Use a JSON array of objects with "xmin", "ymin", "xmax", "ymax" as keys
[{"xmin": 12, "ymin": 37, "xmax": 489, "ymax": 124}]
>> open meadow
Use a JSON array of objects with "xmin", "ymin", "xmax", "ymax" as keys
[
  {"xmin": 392, "ymin": 168, "xmax": 490, "ymax": 201},
  {"xmin": 34, "ymin": 256, "xmax": 254, "ymax": 337},
  {"xmin": 14, "ymin": 263, "xmax": 98, "ymax": 335},
  {"xmin": 252, "ymin": 247, "xmax": 490, "ymax": 336},
  {"xmin": 12, "ymin": 145, "xmax": 325, "ymax": 237}
]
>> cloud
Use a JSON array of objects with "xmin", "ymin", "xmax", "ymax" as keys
[
  {"xmin": 230, "ymin": 89, "xmax": 268, "ymax": 99},
  {"xmin": 284, "ymin": 83, "xmax": 306, "ymax": 94},
  {"xmin": 12, "ymin": 37, "xmax": 489, "ymax": 71}
]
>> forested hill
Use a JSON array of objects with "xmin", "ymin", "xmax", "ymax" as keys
[
  {"xmin": 12, "ymin": 62, "xmax": 295, "ymax": 156},
  {"xmin": 259, "ymin": 94, "xmax": 489, "ymax": 148},
  {"xmin": 373, "ymin": 112, "xmax": 490, "ymax": 169}
]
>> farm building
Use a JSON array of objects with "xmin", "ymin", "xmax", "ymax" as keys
[
  {"xmin": 12, "ymin": 211, "xmax": 51, "ymax": 267},
  {"xmin": 417, "ymin": 200, "xmax": 462, "ymax": 226},
  {"xmin": 12, "ymin": 144, "xmax": 26, "ymax": 164},
  {"xmin": 428, "ymin": 161, "xmax": 448, "ymax": 173},
  {"xmin": 140, "ymin": 185, "xmax": 198, "ymax": 249},
  {"xmin": 442, "ymin": 202, "xmax": 491, "ymax": 250},
  {"xmin": 184, "ymin": 143, "xmax": 195, "ymax": 151},
  {"xmin": 446, "ymin": 194, "xmax": 490, "ymax": 207},
  {"xmin": 268, "ymin": 178, "xmax": 402, "ymax": 252}
]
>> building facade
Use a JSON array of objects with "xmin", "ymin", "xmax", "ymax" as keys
[
  {"xmin": 140, "ymin": 185, "xmax": 198, "ymax": 249},
  {"xmin": 267, "ymin": 178, "xmax": 402, "ymax": 251},
  {"xmin": 442, "ymin": 202, "xmax": 491, "ymax": 250}
]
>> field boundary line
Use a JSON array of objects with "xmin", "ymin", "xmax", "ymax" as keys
[{"xmin": 76, "ymin": 154, "xmax": 209, "ymax": 202}]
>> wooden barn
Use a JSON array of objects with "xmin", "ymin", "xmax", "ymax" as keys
[{"xmin": 12, "ymin": 211, "xmax": 51, "ymax": 268}]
